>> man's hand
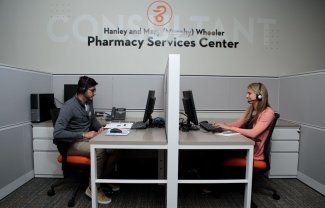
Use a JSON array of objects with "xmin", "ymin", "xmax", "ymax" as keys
[
  {"xmin": 97, "ymin": 127, "xmax": 104, "ymax": 134},
  {"xmin": 83, "ymin": 131, "xmax": 99, "ymax": 139}
]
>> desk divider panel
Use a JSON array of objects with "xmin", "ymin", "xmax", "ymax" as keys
[{"xmin": 164, "ymin": 54, "xmax": 180, "ymax": 208}]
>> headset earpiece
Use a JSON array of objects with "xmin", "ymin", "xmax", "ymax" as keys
[
  {"xmin": 80, "ymin": 77, "xmax": 89, "ymax": 93},
  {"xmin": 256, "ymin": 83, "xmax": 263, "ymax": 101},
  {"xmin": 256, "ymin": 93, "xmax": 263, "ymax": 100}
]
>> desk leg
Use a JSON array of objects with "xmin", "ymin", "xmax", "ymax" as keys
[
  {"xmin": 166, "ymin": 149, "xmax": 178, "ymax": 207},
  {"xmin": 90, "ymin": 145, "xmax": 98, "ymax": 208},
  {"xmin": 158, "ymin": 150, "xmax": 165, "ymax": 180},
  {"xmin": 244, "ymin": 147, "xmax": 254, "ymax": 208}
]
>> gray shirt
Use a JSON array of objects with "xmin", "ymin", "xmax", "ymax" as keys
[{"xmin": 53, "ymin": 95, "xmax": 101, "ymax": 141}]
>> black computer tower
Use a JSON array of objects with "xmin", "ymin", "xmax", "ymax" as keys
[
  {"xmin": 31, "ymin": 93, "xmax": 56, "ymax": 123},
  {"xmin": 64, "ymin": 84, "xmax": 78, "ymax": 102}
]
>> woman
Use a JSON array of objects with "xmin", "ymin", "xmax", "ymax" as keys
[{"xmin": 213, "ymin": 82, "xmax": 274, "ymax": 160}]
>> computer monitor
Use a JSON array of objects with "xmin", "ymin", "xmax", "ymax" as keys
[
  {"xmin": 143, "ymin": 90, "xmax": 156, "ymax": 126},
  {"xmin": 64, "ymin": 84, "xmax": 78, "ymax": 102},
  {"xmin": 182, "ymin": 90, "xmax": 199, "ymax": 131}
]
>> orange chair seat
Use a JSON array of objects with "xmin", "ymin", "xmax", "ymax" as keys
[
  {"xmin": 223, "ymin": 157, "xmax": 267, "ymax": 170},
  {"xmin": 58, "ymin": 155, "xmax": 91, "ymax": 165}
]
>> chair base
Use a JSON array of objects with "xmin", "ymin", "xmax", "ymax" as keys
[
  {"xmin": 251, "ymin": 200, "xmax": 258, "ymax": 208},
  {"xmin": 47, "ymin": 178, "xmax": 88, "ymax": 207}
]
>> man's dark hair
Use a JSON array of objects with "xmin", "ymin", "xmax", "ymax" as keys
[{"xmin": 77, "ymin": 76, "xmax": 98, "ymax": 94}]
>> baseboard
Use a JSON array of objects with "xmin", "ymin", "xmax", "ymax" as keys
[
  {"xmin": 297, "ymin": 171, "xmax": 325, "ymax": 196},
  {"xmin": 0, "ymin": 171, "xmax": 34, "ymax": 200},
  {"xmin": 34, "ymin": 174, "xmax": 63, "ymax": 178},
  {"xmin": 268, "ymin": 175, "xmax": 297, "ymax": 179}
]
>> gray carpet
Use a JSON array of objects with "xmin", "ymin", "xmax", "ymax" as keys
[{"xmin": 0, "ymin": 177, "xmax": 324, "ymax": 208}]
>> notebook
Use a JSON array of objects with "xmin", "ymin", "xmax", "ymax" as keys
[
  {"xmin": 217, "ymin": 131, "xmax": 240, "ymax": 136},
  {"xmin": 104, "ymin": 122, "xmax": 133, "ymax": 129}
]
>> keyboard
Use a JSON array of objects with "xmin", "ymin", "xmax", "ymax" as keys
[
  {"xmin": 199, "ymin": 121, "xmax": 224, "ymax": 133},
  {"xmin": 131, "ymin": 121, "xmax": 147, "ymax": 129}
]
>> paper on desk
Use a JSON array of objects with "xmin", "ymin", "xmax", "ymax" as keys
[
  {"xmin": 217, "ymin": 131, "xmax": 240, "ymax": 136},
  {"xmin": 105, "ymin": 129, "xmax": 130, "ymax": 136},
  {"xmin": 104, "ymin": 122, "xmax": 133, "ymax": 129}
]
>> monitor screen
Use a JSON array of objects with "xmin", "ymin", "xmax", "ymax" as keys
[
  {"xmin": 182, "ymin": 90, "xmax": 199, "ymax": 131},
  {"xmin": 64, "ymin": 84, "xmax": 78, "ymax": 102},
  {"xmin": 143, "ymin": 90, "xmax": 156, "ymax": 126}
]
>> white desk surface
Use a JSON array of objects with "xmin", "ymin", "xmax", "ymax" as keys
[
  {"xmin": 32, "ymin": 120, "xmax": 53, "ymax": 127},
  {"xmin": 90, "ymin": 128, "xmax": 167, "ymax": 145},
  {"xmin": 276, "ymin": 119, "xmax": 300, "ymax": 128},
  {"xmin": 199, "ymin": 118, "xmax": 299, "ymax": 128},
  {"xmin": 179, "ymin": 130, "xmax": 254, "ymax": 146}
]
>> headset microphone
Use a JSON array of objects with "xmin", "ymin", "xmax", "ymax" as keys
[{"xmin": 248, "ymin": 99, "xmax": 256, "ymax": 104}]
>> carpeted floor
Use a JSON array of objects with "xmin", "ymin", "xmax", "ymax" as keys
[{"xmin": 0, "ymin": 177, "xmax": 324, "ymax": 208}]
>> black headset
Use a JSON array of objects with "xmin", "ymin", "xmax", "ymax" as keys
[
  {"xmin": 80, "ymin": 76, "xmax": 89, "ymax": 93},
  {"xmin": 153, "ymin": 117, "xmax": 165, "ymax": 128},
  {"xmin": 256, "ymin": 82, "xmax": 263, "ymax": 101}
]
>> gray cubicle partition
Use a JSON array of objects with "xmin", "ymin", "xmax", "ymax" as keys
[
  {"xmin": 180, "ymin": 76, "xmax": 279, "ymax": 111},
  {"xmin": 279, "ymin": 72, "xmax": 325, "ymax": 128},
  {"xmin": 279, "ymin": 71, "xmax": 325, "ymax": 195},
  {"xmin": 53, "ymin": 75, "xmax": 165, "ymax": 110},
  {"xmin": 0, "ymin": 65, "xmax": 52, "ymax": 200},
  {"xmin": 0, "ymin": 66, "xmax": 53, "ymax": 127},
  {"xmin": 53, "ymin": 75, "xmax": 279, "ymax": 112}
]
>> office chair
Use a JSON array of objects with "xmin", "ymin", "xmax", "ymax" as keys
[
  {"xmin": 47, "ymin": 108, "xmax": 91, "ymax": 207},
  {"xmin": 223, "ymin": 113, "xmax": 280, "ymax": 208}
]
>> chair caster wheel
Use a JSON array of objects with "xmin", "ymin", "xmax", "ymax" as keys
[
  {"xmin": 273, "ymin": 193, "xmax": 280, "ymax": 200},
  {"xmin": 68, "ymin": 199, "xmax": 75, "ymax": 207},
  {"xmin": 47, "ymin": 189, "xmax": 55, "ymax": 196}
]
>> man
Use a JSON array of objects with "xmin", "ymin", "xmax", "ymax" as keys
[{"xmin": 53, "ymin": 76, "xmax": 119, "ymax": 205}]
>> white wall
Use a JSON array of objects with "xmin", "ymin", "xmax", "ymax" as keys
[{"xmin": 1, "ymin": 0, "xmax": 325, "ymax": 76}]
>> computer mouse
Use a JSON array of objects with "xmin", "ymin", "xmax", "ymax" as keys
[{"xmin": 110, "ymin": 128, "xmax": 122, "ymax": 133}]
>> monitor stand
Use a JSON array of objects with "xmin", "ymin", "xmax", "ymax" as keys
[{"xmin": 181, "ymin": 120, "xmax": 200, "ymax": 132}]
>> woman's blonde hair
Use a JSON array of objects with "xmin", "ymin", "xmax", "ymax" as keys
[{"xmin": 247, "ymin": 82, "xmax": 271, "ymax": 123}]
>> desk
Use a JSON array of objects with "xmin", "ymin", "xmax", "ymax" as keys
[
  {"xmin": 90, "ymin": 128, "xmax": 167, "ymax": 208},
  {"xmin": 179, "ymin": 130, "xmax": 255, "ymax": 208},
  {"xmin": 90, "ymin": 128, "xmax": 254, "ymax": 208}
]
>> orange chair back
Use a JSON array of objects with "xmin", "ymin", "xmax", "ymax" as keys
[{"xmin": 223, "ymin": 113, "xmax": 280, "ymax": 171}]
